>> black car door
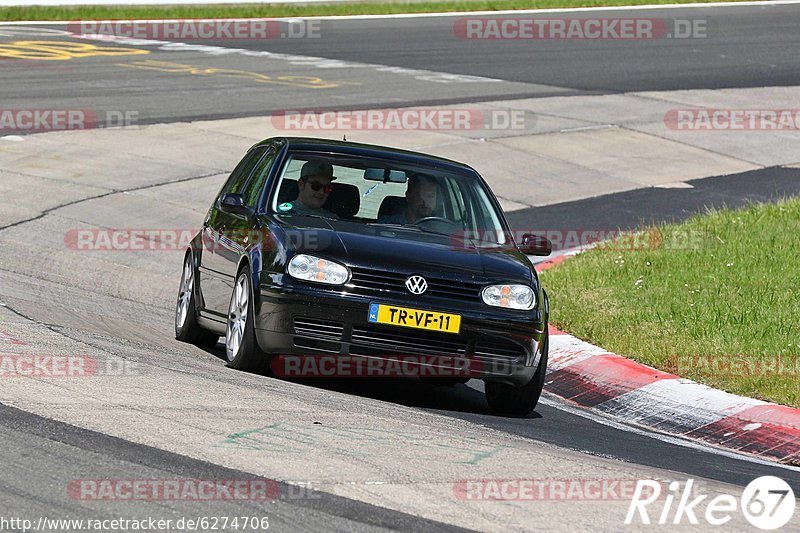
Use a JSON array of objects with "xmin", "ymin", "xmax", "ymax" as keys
[
  {"xmin": 199, "ymin": 144, "xmax": 273, "ymax": 318},
  {"xmin": 218, "ymin": 144, "xmax": 279, "ymax": 287}
]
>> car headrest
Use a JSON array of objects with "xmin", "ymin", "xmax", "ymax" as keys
[
  {"xmin": 277, "ymin": 179, "xmax": 299, "ymax": 204},
  {"xmin": 378, "ymin": 196, "xmax": 406, "ymax": 219},
  {"xmin": 324, "ymin": 183, "xmax": 360, "ymax": 218}
]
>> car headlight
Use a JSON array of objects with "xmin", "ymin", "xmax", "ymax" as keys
[
  {"xmin": 482, "ymin": 284, "xmax": 536, "ymax": 310},
  {"xmin": 288, "ymin": 254, "xmax": 349, "ymax": 285}
]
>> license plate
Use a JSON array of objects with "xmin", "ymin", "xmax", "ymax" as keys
[{"xmin": 368, "ymin": 303, "xmax": 461, "ymax": 334}]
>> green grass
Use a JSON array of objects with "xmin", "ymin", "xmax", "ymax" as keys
[
  {"xmin": 0, "ymin": 0, "xmax": 756, "ymax": 21},
  {"xmin": 540, "ymin": 198, "xmax": 800, "ymax": 407}
]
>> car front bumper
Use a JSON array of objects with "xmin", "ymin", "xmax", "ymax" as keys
[{"xmin": 255, "ymin": 280, "xmax": 546, "ymax": 386}]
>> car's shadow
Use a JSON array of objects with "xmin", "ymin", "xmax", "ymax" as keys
[{"xmin": 202, "ymin": 344, "xmax": 543, "ymax": 420}]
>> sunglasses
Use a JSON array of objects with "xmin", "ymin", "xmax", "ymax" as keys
[{"xmin": 306, "ymin": 180, "xmax": 333, "ymax": 194}]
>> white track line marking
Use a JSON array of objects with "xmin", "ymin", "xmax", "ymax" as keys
[
  {"xmin": 2, "ymin": 0, "xmax": 800, "ymax": 25},
  {"xmin": 70, "ymin": 33, "xmax": 506, "ymax": 85}
]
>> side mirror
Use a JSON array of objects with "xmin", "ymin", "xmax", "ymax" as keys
[
  {"xmin": 219, "ymin": 193, "xmax": 251, "ymax": 216},
  {"xmin": 521, "ymin": 233, "xmax": 552, "ymax": 256}
]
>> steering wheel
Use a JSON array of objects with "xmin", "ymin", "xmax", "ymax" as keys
[{"xmin": 412, "ymin": 216, "xmax": 459, "ymax": 227}]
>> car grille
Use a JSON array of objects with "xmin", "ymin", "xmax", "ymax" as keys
[
  {"xmin": 290, "ymin": 317, "xmax": 529, "ymax": 366},
  {"xmin": 474, "ymin": 337, "xmax": 527, "ymax": 363},
  {"xmin": 293, "ymin": 317, "xmax": 344, "ymax": 341},
  {"xmin": 350, "ymin": 325, "xmax": 468, "ymax": 356},
  {"xmin": 347, "ymin": 267, "xmax": 483, "ymax": 302}
]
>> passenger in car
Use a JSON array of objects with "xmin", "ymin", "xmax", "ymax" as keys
[
  {"xmin": 292, "ymin": 161, "xmax": 338, "ymax": 218},
  {"xmin": 379, "ymin": 173, "xmax": 439, "ymax": 224}
]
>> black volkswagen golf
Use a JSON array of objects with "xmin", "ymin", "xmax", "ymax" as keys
[{"xmin": 175, "ymin": 137, "xmax": 552, "ymax": 415}]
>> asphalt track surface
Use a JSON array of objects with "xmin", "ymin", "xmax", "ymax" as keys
[
  {"xmin": 1, "ymin": 4, "xmax": 800, "ymax": 531},
  {"xmin": 0, "ymin": 403, "xmax": 465, "ymax": 532},
  {"xmin": 0, "ymin": 2, "xmax": 797, "ymax": 125},
  {"xmin": 196, "ymin": 4, "xmax": 800, "ymax": 92},
  {"xmin": 506, "ymin": 166, "xmax": 800, "ymax": 236}
]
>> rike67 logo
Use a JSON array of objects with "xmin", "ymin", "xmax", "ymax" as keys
[{"xmin": 626, "ymin": 476, "xmax": 796, "ymax": 530}]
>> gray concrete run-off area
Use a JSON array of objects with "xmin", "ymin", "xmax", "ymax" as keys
[{"xmin": 1, "ymin": 5, "xmax": 799, "ymax": 531}]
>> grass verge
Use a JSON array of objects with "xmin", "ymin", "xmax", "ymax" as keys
[
  {"xmin": 0, "ymin": 0, "xmax": 757, "ymax": 22},
  {"xmin": 540, "ymin": 198, "xmax": 800, "ymax": 408}
]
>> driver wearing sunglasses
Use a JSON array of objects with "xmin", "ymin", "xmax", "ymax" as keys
[{"xmin": 293, "ymin": 161, "xmax": 338, "ymax": 218}]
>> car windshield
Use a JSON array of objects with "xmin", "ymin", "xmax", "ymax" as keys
[{"xmin": 269, "ymin": 152, "xmax": 510, "ymax": 246}]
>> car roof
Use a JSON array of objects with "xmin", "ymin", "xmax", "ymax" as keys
[{"xmin": 259, "ymin": 136, "xmax": 479, "ymax": 175}]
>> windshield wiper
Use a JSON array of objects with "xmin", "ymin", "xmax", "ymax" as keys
[
  {"xmin": 407, "ymin": 224, "xmax": 453, "ymax": 237},
  {"xmin": 367, "ymin": 222, "xmax": 452, "ymax": 237},
  {"xmin": 366, "ymin": 222, "xmax": 421, "ymax": 230},
  {"xmin": 280, "ymin": 212, "xmax": 334, "ymax": 221}
]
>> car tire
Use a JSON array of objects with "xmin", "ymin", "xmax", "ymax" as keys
[
  {"xmin": 485, "ymin": 328, "xmax": 549, "ymax": 416},
  {"xmin": 225, "ymin": 266, "xmax": 268, "ymax": 372},
  {"xmin": 175, "ymin": 252, "xmax": 219, "ymax": 348}
]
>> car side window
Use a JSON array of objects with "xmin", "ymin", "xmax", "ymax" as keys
[
  {"xmin": 221, "ymin": 145, "xmax": 268, "ymax": 198},
  {"xmin": 443, "ymin": 178, "xmax": 466, "ymax": 224},
  {"xmin": 470, "ymin": 186, "xmax": 507, "ymax": 244},
  {"xmin": 244, "ymin": 146, "xmax": 276, "ymax": 208}
]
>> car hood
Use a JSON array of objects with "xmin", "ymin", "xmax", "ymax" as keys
[{"xmin": 272, "ymin": 215, "xmax": 533, "ymax": 283}]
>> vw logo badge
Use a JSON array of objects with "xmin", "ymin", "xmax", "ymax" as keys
[{"xmin": 405, "ymin": 275, "xmax": 428, "ymax": 295}]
